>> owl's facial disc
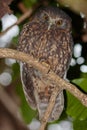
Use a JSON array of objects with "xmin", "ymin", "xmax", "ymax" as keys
[
  {"xmin": 42, "ymin": 12, "xmax": 64, "ymax": 30},
  {"xmin": 31, "ymin": 7, "xmax": 72, "ymax": 31}
]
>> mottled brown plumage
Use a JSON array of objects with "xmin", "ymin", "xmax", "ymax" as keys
[{"xmin": 17, "ymin": 6, "xmax": 73, "ymax": 122}]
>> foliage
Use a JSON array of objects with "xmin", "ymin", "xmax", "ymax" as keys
[
  {"xmin": 66, "ymin": 78, "xmax": 87, "ymax": 129},
  {"xmin": 66, "ymin": 78, "xmax": 87, "ymax": 120}
]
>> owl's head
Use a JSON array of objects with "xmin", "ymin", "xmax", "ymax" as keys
[{"xmin": 30, "ymin": 6, "xmax": 72, "ymax": 32}]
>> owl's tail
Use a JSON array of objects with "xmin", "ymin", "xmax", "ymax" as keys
[{"xmin": 36, "ymin": 90, "xmax": 64, "ymax": 122}]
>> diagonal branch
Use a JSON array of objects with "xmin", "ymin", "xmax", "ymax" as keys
[
  {"xmin": 39, "ymin": 86, "xmax": 63, "ymax": 130},
  {"xmin": 0, "ymin": 8, "xmax": 33, "ymax": 36},
  {"xmin": 0, "ymin": 48, "xmax": 87, "ymax": 130}
]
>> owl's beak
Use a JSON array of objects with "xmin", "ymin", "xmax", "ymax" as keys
[
  {"xmin": 48, "ymin": 22, "xmax": 53, "ymax": 30},
  {"xmin": 48, "ymin": 18, "xmax": 55, "ymax": 30}
]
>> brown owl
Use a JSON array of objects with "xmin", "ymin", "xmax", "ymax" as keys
[{"xmin": 17, "ymin": 6, "xmax": 73, "ymax": 122}]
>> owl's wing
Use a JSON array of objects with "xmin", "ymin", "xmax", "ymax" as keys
[
  {"xmin": 17, "ymin": 23, "xmax": 39, "ymax": 109},
  {"xmin": 20, "ymin": 63, "xmax": 37, "ymax": 110}
]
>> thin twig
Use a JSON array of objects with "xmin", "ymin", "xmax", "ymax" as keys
[
  {"xmin": 39, "ymin": 86, "xmax": 63, "ymax": 130},
  {"xmin": 0, "ymin": 2, "xmax": 41, "ymax": 36},
  {"xmin": 18, "ymin": 2, "xmax": 28, "ymax": 13},
  {"xmin": 16, "ymin": 9, "xmax": 33, "ymax": 25},
  {"xmin": 0, "ymin": 48, "xmax": 87, "ymax": 130},
  {"xmin": 0, "ymin": 8, "xmax": 33, "ymax": 36}
]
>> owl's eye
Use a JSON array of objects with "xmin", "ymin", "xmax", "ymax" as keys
[
  {"xmin": 56, "ymin": 19, "xmax": 63, "ymax": 26},
  {"xmin": 43, "ymin": 14, "xmax": 49, "ymax": 21}
]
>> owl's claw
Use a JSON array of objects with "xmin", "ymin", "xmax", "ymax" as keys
[{"xmin": 41, "ymin": 61, "xmax": 51, "ymax": 74}]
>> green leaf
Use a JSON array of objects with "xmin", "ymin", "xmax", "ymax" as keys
[
  {"xmin": 66, "ymin": 78, "xmax": 87, "ymax": 120},
  {"xmin": 12, "ymin": 35, "xmax": 19, "ymax": 44},
  {"xmin": 12, "ymin": 62, "xmax": 20, "ymax": 81},
  {"xmin": 73, "ymin": 120, "xmax": 87, "ymax": 130},
  {"xmin": 22, "ymin": 0, "xmax": 37, "ymax": 8}
]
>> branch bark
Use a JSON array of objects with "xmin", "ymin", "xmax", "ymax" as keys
[
  {"xmin": 39, "ymin": 86, "xmax": 63, "ymax": 130},
  {"xmin": 0, "ymin": 48, "xmax": 87, "ymax": 130}
]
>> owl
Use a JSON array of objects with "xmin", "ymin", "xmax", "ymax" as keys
[{"xmin": 17, "ymin": 6, "xmax": 73, "ymax": 122}]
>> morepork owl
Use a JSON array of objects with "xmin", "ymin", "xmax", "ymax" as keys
[{"xmin": 17, "ymin": 6, "xmax": 73, "ymax": 122}]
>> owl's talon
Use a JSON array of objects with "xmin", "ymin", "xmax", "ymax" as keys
[{"xmin": 41, "ymin": 62, "xmax": 51, "ymax": 73}]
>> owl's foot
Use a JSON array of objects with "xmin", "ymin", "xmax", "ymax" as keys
[{"xmin": 41, "ymin": 61, "xmax": 51, "ymax": 73}]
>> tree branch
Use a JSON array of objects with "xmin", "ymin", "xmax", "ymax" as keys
[
  {"xmin": 39, "ymin": 86, "xmax": 63, "ymax": 130},
  {"xmin": 0, "ymin": 48, "xmax": 87, "ymax": 130},
  {"xmin": 0, "ymin": 1, "xmax": 41, "ymax": 36},
  {"xmin": 0, "ymin": 8, "xmax": 33, "ymax": 36}
]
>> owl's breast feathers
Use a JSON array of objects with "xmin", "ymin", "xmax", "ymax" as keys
[{"xmin": 18, "ymin": 22, "xmax": 73, "ymax": 76}]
